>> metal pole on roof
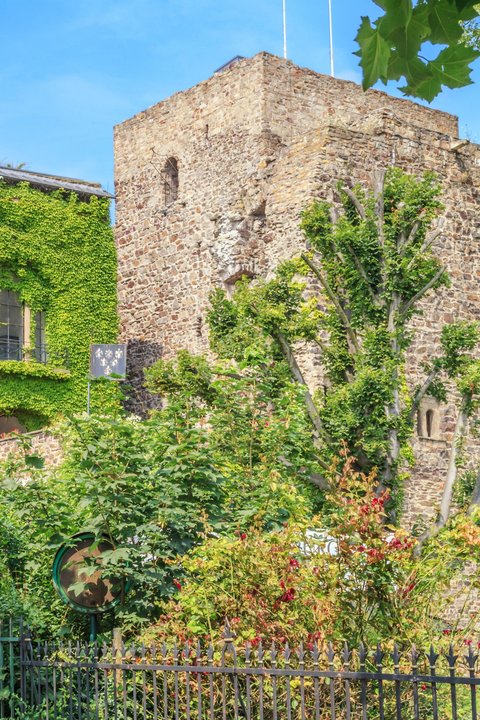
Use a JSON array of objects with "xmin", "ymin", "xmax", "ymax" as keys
[
  {"xmin": 283, "ymin": 0, "xmax": 287, "ymax": 59},
  {"xmin": 328, "ymin": 0, "xmax": 335, "ymax": 76}
]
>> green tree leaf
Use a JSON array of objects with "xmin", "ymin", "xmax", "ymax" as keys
[
  {"xmin": 429, "ymin": 0, "xmax": 466, "ymax": 43},
  {"xmin": 430, "ymin": 42, "xmax": 480, "ymax": 88},
  {"xmin": 355, "ymin": 17, "xmax": 391, "ymax": 88}
]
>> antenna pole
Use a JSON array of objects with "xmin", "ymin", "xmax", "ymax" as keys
[
  {"xmin": 328, "ymin": 0, "xmax": 335, "ymax": 76},
  {"xmin": 283, "ymin": 0, "xmax": 287, "ymax": 59}
]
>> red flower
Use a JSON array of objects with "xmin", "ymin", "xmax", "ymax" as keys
[
  {"xmin": 280, "ymin": 588, "xmax": 296, "ymax": 603},
  {"xmin": 240, "ymin": 533, "xmax": 247, "ymax": 541},
  {"xmin": 421, "ymin": 684, "xmax": 427, "ymax": 691},
  {"xmin": 289, "ymin": 557, "xmax": 300, "ymax": 569},
  {"xmin": 442, "ymin": 629, "xmax": 452, "ymax": 635},
  {"xmin": 465, "ymin": 638, "xmax": 473, "ymax": 645},
  {"xmin": 173, "ymin": 579, "xmax": 182, "ymax": 590}
]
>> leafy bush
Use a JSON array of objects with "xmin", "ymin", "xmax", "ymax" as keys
[{"xmin": 144, "ymin": 455, "xmax": 478, "ymax": 649}]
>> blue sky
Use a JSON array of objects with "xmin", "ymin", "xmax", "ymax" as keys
[{"xmin": 1, "ymin": 0, "xmax": 479, "ymax": 195}]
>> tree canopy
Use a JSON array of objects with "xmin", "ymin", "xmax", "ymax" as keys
[{"xmin": 355, "ymin": 0, "xmax": 480, "ymax": 101}]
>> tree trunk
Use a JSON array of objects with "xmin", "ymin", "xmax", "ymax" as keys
[{"xmin": 437, "ymin": 395, "xmax": 470, "ymax": 528}]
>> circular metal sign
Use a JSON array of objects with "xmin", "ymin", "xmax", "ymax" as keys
[{"xmin": 52, "ymin": 533, "xmax": 124, "ymax": 614}]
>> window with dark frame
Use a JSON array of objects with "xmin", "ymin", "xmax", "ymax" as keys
[
  {"xmin": 35, "ymin": 310, "xmax": 47, "ymax": 363},
  {"xmin": 0, "ymin": 290, "xmax": 23, "ymax": 360}
]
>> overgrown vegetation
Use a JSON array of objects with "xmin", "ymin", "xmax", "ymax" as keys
[
  {"xmin": 0, "ymin": 180, "xmax": 119, "ymax": 425},
  {"xmin": 1, "ymin": 168, "xmax": 479, "ymax": 650}
]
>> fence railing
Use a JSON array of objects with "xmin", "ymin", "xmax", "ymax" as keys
[
  {"xmin": 10, "ymin": 625, "xmax": 480, "ymax": 720},
  {"xmin": 0, "ymin": 619, "xmax": 21, "ymax": 719}
]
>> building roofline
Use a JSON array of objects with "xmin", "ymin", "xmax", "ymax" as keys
[
  {"xmin": 114, "ymin": 51, "xmax": 459, "ymax": 137},
  {"xmin": 0, "ymin": 166, "xmax": 114, "ymax": 199}
]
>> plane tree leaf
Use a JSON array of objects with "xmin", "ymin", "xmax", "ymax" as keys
[
  {"xmin": 356, "ymin": 0, "xmax": 480, "ymax": 99},
  {"xmin": 355, "ymin": 17, "xmax": 391, "ymax": 88}
]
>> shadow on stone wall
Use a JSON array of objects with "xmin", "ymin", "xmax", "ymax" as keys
[{"xmin": 124, "ymin": 339, "xmax": 163, "ymax": 417}]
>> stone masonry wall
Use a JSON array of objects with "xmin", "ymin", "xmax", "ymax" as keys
[
  {"xmin": 114, "ymin": 52, "xmax": 480, "ymax": 526},
  {"xmin": 0, "ymin": 430, "xmax": 63, "ymax": 467}
]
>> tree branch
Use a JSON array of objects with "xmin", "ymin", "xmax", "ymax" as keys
[
  {"xmin": 398, "ymin": 211, "xmax": 427, "ymax": 255},
  {"xmin": 409, "ymin": 365, "xmax": 442, "ymax": 421},
  {"xmin": 416, "ymin": 393, "xmax": 471, "ymax": 552},
  {"xmin": 339, "ymin": 186, "xmax": 367, "ymax": 221},
  {"xmin": 373, "ymin": 169, "xmax": 386, "ymax": 248},
  {"xmin": 405, "ymin": 229, "xmax": 443, "ymax": 271},
  {"xmin": 271, "ymin": 329, "xmax": 324, "ymax": 441},
  {"xmin": 301, "ymin": 253, "xmax": 360, "ymax": 354},
  {"xmin": 400, "ymin": 265, "xmax": 446, "ymax": 318}
]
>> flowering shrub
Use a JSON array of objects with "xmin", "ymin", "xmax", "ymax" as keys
[{"xmin": 144, "ymin": 456, "xmax": 472, "ymax": 649}]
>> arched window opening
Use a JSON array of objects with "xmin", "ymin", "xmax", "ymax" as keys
[
  {"xmin": 426, "ymin": 409, "xmax": 434, "ymax": 438},
  {"xmin": 164, "ymin": 157, "xmax": 179, "ymax": 206},
  {"xmin": 0, "ymin": 290, "xmax": 23, "ymax": 360}
]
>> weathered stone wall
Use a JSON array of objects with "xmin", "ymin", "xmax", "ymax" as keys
[
  {"xmin": 0, "ymin": 430, "xmax": 63, "ymax": 467},
  {"xmin": 114, "ymin": 51, "xmax": 480, "ymax": 526}
]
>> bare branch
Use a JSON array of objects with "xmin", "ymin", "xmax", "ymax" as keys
[
  {"xmin": 374, "ymin": 169, "xmax": 386, "ymax": 248},
  {"xmin": 338, "ymin": 186, "xmax": 367, "ymax": 221},
  {"xmin": 437, "ymin": 397, "xmax": 470, "ymax": 528},
  {"xmin": 405, "ymin": 229, "xmax": 443, "ymax": 271},
  {"xmin": 398, "ymin": 210, "xmax": 427, "ymax": 254},
  {"xmin": 400, "ymin": 265, "xmax": 446, "ymax": 318},
  {"xmin": 301, "ymin": 253, "xmax": 360, "ymax": 353},
  {"xmin": 278, "ymin": 455, "xmax": 332, "ymax": 490},
  {"xmin": 272, "ymin": 329, "xmax": 324, "ymax": 440},
  {"xmin": 410, "ymin": 365, "xmax": 442, "ymax": 420}
]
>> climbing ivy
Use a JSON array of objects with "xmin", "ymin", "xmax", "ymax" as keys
[{"xmin": 0, "ymin": 180, "xmax": 119, "ymax": 427}]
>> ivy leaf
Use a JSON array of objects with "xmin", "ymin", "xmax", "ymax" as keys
[
  {"xmin": 429, "ymin": 0, "xmax": 465, "ymax": 44},
  {"xmin": 24, "ymin": 454, "xmax": 45, "ymax": 469},
  {"xmin": 355, "ymin": 17, "xmax": 391, "ymax": 88},
  {"xmin": 430, "ymin": 43, "xmax": 480, "ymax": 89}
]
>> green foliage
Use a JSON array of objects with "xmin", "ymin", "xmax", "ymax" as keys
[
  {"xmin": 0, "ymin": 412, "xmax": 229, "ymax": 634},
  {"xmin": 0, "ymin": 355, "xmax": 320, "ymax": 636},
  {"xmin": 146, "ymin": 350, "xmax": 322, "ymax": 529},
  {"xmin": 207, "ymin": 168, "xmax": 476, "ymax": 509},
  {"xmin": 0, "ymin": 180, "xmax": 119, "ymax": 426},
  {"xmin": 144, "ymin": 456, "xmax": 478, "ymax": 648},
  {"xmin": 355, "ymin": 0, "xmax": 480, "ymax": 101}
]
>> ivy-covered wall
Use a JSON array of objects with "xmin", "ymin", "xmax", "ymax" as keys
[{"xmin": 0, "ymin": 180, "xmax": 118, "ymax": 428}]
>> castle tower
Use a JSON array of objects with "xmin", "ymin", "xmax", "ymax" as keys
[{"xmin": 114, "ymin": 52, "xmax": 480, "ymax": 526}]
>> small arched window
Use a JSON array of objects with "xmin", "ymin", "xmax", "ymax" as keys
[{"xmin": 164, "ymin": 157, "xmax": 179, "ymax": 206}]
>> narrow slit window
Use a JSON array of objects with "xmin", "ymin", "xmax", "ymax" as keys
[
  {"xmin": 164, "ymin": 157, "xmax": 179, "ymax": 206},
  {"xmin": 426, "ymin": 409, "xmax": 434, "ymax": 438}
]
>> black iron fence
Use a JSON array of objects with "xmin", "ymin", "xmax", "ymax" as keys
[{"xmin": 0, "ymin": 624, "xmax": 479, "ymax": 719}]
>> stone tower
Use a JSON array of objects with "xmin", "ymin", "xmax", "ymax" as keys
[{"xmin": 114, "ymin": 52, "xmax": 480, "ymax": 526}]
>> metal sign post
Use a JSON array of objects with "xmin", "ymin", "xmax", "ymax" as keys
[{"xmin": 87, "ymin": 343, "xmax": 127, "ymax": 414}]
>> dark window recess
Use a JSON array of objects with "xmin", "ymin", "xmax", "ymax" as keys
[
  {"xmin": 0, "ymin": 290, "xmax": 22, "ymax": 360},
  {"xmin": 426, "ymin": 409, "xmax": 434, "ymax": 438},
  {"xmin": 164, "ymin": 157, "xmax": 179, "ymax": 206}
]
